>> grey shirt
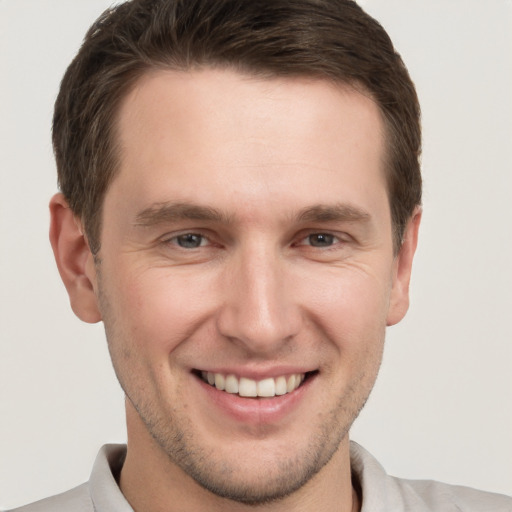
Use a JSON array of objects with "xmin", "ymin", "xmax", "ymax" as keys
[{"xmin": 9, "ymin": 443, "xmax": 512, "ymax": 511}]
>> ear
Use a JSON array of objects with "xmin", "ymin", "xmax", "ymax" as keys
[
  {"xmin": 49, "ymin": 193, "xmax": 102, "ymax": 323},
  {"xmin": 386, "ymin": 207, "xmax": 422, "ymax": 326}
]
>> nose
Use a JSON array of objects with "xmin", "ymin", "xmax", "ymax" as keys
[{"xmin": 216, "ymin": 244, "xmax": 302, "ymax": 355}]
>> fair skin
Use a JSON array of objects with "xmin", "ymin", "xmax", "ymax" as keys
[{"xmin": 50, "ymin": 69, "xmax": 420, "ymax": 512}]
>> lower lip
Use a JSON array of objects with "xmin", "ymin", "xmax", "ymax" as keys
[{"xmin": 194, "ymin": 374, "xmax": 315, "ymax": 424}]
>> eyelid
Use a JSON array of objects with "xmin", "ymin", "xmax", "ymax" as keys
[
  {"xmin": 160, "ymin": 230, "xmax": 212, "ymax": 247},
  {"xmin": 158, "ymin": 228, "xmax": 351, "ymax": 249},
  {"xmin": 294, "ymin": 230, "xmax": 349, "ymax": 247}
]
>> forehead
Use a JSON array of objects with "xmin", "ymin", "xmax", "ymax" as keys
[
  {"xmin": 116, "ymin": 68, "xmax": 383, "ymax": 154},
  {"xmin": 109, "ymin": 68, "xmax": 388, "ymax": 225}
]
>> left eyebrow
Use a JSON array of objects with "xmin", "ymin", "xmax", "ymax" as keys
[
  {"xmin": 296, "ymin": 203, "xmax": 371, "ymax": 224},
  {"xmin": 134, "ymin": 202, "xmax": 233, "ymax": 227}
]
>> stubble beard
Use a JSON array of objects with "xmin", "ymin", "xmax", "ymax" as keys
[
  {"xmin": 97, "ymin": 269, "xmax": 381, "ymax": 506},
  {"xmin": 120, "ymin": 373, "xmax": 377, "ymax": 506}
]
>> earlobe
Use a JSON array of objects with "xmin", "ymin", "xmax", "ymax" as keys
[
  {"xmin": 386, "ymin": 207, "xmax": 422, "ymax": 326},
  {"xmin": 49, "ymin": 193, "xmax": 102, "ymax": 323}
]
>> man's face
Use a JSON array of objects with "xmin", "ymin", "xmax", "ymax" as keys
[{"xmin": 89, "ymin": 69, "xmax": 414, "ymax": 503}]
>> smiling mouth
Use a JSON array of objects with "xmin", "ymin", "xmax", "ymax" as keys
[{"xmin": 196, "ymin": 371, "xmax": 315, "ymax": 398}]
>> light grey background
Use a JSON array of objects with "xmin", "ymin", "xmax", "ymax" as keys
[{"xmin": 1, "ymin": 1, "xmax": 511, "ymax": 509}]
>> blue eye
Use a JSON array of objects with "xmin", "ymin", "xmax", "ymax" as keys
[
  {"xmin": 175, "ymin": 234, "xmax": 205, "ymax": 248},
  {"xmin": 307, "ymin": 233, "xmax": 335, "ymax": 247}
]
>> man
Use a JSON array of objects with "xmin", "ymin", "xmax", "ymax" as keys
[{"xmin": 8, "ymin": 0, "xmax": 511, "ymax": 511}]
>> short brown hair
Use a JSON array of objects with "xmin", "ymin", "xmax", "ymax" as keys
[{"xmin": 53, "ymin": 0, "xmax": 421, "ymax": 254}]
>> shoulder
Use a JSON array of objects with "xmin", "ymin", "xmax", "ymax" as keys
[
  {"xmin": 350, "ymin": 441, "xmax": 512, "ymax": 512},
  {"xmin": 394, "ymin": 476, "xmax": 512, "ymax": 512},
  {"xmin": 6, "ymin": 444, "xmax": 129, "ymax": 512},
  {"xmin": 6, "ymin": 483, "xmax": 93, "ymax": 512}
]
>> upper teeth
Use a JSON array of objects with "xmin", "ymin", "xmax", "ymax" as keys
[{"xmin": 201, "ymin": 372, "xmax": 305, "ymax": 397}]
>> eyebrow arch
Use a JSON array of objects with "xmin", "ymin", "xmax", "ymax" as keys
[
  {"xmin": 134, "ymin": 202, "xmax": 232, "ymax": 227},
  {"xmin": 296, "ymin": 203, "xmax": 371, "ymax": 224},
  {"xmin": 134, "ymin": 201, "xmax": 371, "ymax": 228}
]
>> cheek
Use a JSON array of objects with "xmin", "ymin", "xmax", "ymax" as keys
[
  {"xmin": 303, "ymin": 265, "xmax": 392, "ymax": 347},
  {"xmin": 106, "ymin": 266, "xmax": 217, "ymax": 356}
]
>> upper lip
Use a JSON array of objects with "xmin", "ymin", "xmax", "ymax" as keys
[{"xmin": 193, "ymin": 366, "xmax": 317, "ymax": 380}]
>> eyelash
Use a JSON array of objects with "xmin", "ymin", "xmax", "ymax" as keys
[
  {"xmin": 296, "ymin": 233, "xmax": 341, "ymax": 249},
  {"xmin": 162, "ymin": 231, "xmax": 346, "ymax": 250},
  {"xmin": 163, "ymin": 232, "xmax": 210, "ymax": 249}
]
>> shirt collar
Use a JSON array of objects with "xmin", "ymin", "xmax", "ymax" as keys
[{"xmin": 89, "ymin": 444, "xmax": 133, "ymax": 511}]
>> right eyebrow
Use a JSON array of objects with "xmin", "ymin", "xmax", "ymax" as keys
[{"xmin": 133, "ymin": 202, "xmax": 232, "ymax": 227}]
